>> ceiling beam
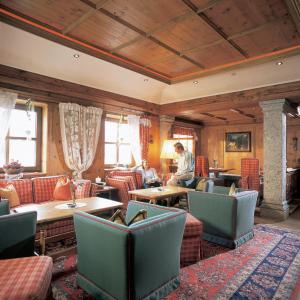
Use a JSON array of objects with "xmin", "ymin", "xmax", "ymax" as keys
[
  {"xmin": 229, "ymin": 108, "xmax": 257, "ymax": 120},
  {"xmin": 79, "ymin": 0, "xmax": 205, "ymax": 69},
  {"xmin": 285, "ymin": 0, "xmax": 300, "ymax": 36},
  {"xmin": 62, "ymin": 0, "xmax": 110, "ymax": 34},
  {"xmin": 111, "ymin": 0, "xmax": 222, "ymax": 53},
  {"xmin": 181, "ymin": 0, "xmax": 248, "ymax": 58}
]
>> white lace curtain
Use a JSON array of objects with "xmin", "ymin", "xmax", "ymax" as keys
[
  {"xmin": 0, "ymin": 91, "xmax": 17, "ymax": 164},
  {"xmin": 127, "ymin": 115, "xmax": 142, "ymax": 165},
  {"xmin": 59, "ymin": 103, "xmax": 102, "ymax": 179}
]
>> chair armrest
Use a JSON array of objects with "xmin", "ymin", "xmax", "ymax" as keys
[
  {"xmin": 0, "ymin": 199, "xmax": 9, "ymax": 216},
  {"xmin": 0, "ymin": 211, "xmax": 37, "ymax": 259},
  {"xmin": 74, "ymin": 212, "xmax": 130, "ymax": 300}
]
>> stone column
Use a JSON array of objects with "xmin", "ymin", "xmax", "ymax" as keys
[
  {"xmin": 259, "ymin": 99, "xmax": 289, "ymax": 220},
  {"xmin": 159, "ymin": 115, "xmax": 175, "ymax": 175}
]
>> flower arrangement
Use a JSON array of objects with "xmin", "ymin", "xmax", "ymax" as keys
[{"xmin": 3, "ymin": 160, "xmax": 24, "ymax": 174}]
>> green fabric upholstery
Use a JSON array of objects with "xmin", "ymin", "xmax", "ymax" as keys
[
  {"xmin": 180, "ymin": 177, "xmax": 214, "ymax": 192},
  {"xmin": 0, "ymin": 200, "xmax": 9, "ymax": 216},
  {"xmin": 0, "ymin": 210, "xmax": 37, "ymax": 259},
  {"xmin": 188, "ymin": 189, "xmax": 258, "ymax": 248},
  {"xmin": 74, "ymin": 201, "xmax": 186, "ymax": 300}
]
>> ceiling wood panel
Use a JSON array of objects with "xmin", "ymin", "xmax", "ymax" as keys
[
  {"xmin": 0, "ymin": 0, "xmax": 300, "ymax": 83},
  {"xmin": 152, "ymin": 14, "xmax": 220, "ymax": 51},
  {"xmin": 232, "ymin": 18, "xmax": 300, "ymax": 56},
  {"xmin": 187, "ymin": 41, "xmax": 244, "ymax": 68},
  {"xmin": 148, "ymin": 56, "xmax": 201, "ymax": 77},
  {"xmin": 1, "ymin": 0, "xmax": 89, "ymax": 31},
  {"xmin": 99, "ymin": 0, "xmax": 190, "ymax": 32},
  {"xmin": 68, "ymin": 11, "xmax": 139, "ymax": 50}
]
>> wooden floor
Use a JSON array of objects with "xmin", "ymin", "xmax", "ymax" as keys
[{"xmin": 255, "ymin": 206, "xmax": 300, "ymax": 232}]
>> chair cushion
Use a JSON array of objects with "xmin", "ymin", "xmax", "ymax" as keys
[
  {"xmin": 113, "ymin": 176, "xmax": 136, "ymax": 190},
  {"xmin": 32, "ymin": 175, "xmax": 67, "ymax": 203},
  {"xmin": 0, "ymin": 184, "xmax": 20, "ymax": 208},
  {"xmin": 0, "ymin": 179, "xmax": 33, "ymax": 204},
  {"xmin": 0, "ymin": 256, "xmax": 53, "ymax": 300},
  {"xmin": 74, "ymin": 180, "xmax": 91, "ymax": 199},
  {"xmin": 195, "ymin": 178, "xmax": 207, "ymax": 191},
  {"xmin": 53, "ymin": 178, "xmax": 73, "ymax": 201}
]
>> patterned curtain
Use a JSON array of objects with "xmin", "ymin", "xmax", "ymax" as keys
[
  {"xmin": 139, "ymin": 115, "xmax": 152, "ymax": 160},
  {"xmin": 59, "ymin": 103, "xmax": 102, "ymax": 179},
  {"xmin": 172, "ymin": 126, "xmax": 196, "ymax": 139}
]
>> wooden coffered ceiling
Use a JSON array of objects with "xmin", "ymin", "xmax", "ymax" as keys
[{"xmin": 1, "ymin": 0, "xmax": 300, "ymax": 84}]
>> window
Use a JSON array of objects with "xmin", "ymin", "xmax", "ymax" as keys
[
  {"xmin": 104, "ymin": 118, "xmax": 132, "ymax": 166},
  {"xmin": 173, "ymin": 134, "xmax": 194, "ymax": 154},
  {"xmin": 0, "ymin": 104, "xmax": 42, "ymax": 172}
]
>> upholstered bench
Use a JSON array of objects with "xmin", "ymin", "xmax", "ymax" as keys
[
  {"xmin": 181, "ymin": 213, "xmax": 203, "ymax": 267},
  {"xmin": 0, "ymin": 256, "xmax": 53, "ymax": 300}
]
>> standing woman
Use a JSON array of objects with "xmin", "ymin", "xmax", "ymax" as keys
[{"xmin": 137, "ymin": 160, "xmax": 161, "ymax": 188}]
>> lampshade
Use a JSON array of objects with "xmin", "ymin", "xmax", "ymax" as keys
[{"xmin": 160, "ymin": 140, "xmax": 179, "ymax": 159}]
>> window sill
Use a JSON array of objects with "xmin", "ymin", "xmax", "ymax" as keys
[{"xmin": 0, "ymin": 172, "xmax": 46, "ymax": 179}]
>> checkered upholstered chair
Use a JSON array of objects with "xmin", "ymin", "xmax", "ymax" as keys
[
  {"xmin": 195, "ymin": 156, "xmax": 209, "ymax": 177},
  {"xmin": 240, "ymin": 158, "xmax": 260, "ymax": 191}
]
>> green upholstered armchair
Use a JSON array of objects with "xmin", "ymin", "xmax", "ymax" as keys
[
  {"xmin": 74, "ymin": 201, "xmax": 187, "ymax": 300},
  {"xmin": 188, "ymin": 187, "xmax": 258, "ymax": 248},
  {"xmin": 0, "ymin": 200, "xmax": 37, "ymax": 259}
]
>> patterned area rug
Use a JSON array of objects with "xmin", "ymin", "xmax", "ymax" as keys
[{"xmin": 51, "ymin": 225, "xmax": 300, "ymax": 300}]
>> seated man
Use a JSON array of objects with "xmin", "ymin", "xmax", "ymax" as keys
[
  {"xmin": 167, "ymin": 142, "xmax": 194, "ymax": 186},
  {"xmin": 136, "ymin": 160, "xmax": 161, "ymax": 188}
]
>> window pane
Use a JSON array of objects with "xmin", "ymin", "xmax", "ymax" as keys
[
  {"xmin": 105, "ymin": 144, "xmax": 117, "ymax": 164},
  {"xmin": 119, "ymin": 144, "xmax": 131, "ymax": 165},
  {"xmin": 9, "ymin": 109, "xmax": 37, "ymax": 138},
  {"xmin": 9, "ymin": 140, "xmax": 36, "ymax": 167},
  {"xmin": 119, "ymin": 123, "xmax": 130, "ymax": 143},
  {"xmin": 173, "ymin": 134, "xmax": 193, "ymax": 138},
  {"xmin": 105, "ymin": 121, "xmax": 118, "ymax": 142}
]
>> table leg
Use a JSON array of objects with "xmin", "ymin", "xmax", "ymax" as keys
[{"xmin": 39, "ymin": 227, "xmax": 47, "ymax": 256}]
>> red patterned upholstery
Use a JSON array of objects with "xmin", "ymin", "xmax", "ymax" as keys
[
  {"xmin": 110, "ymin": 171, "xmax": 143, "ymax": 189},
  {"xmin": 195, "ymin": 156, "xmax": 209, "ymax": 177},
  {"xmin": 90, "ymin": 183, "xmax": 99, "ymax": 197},
  {"xmin": 32, "ymin": 175, "xmax": 67, "ymax": 203},
  {"xmin": 240, "ymin": 158, "xmax": 260, "ymax": 191},
  {"xmin": 74, "ymin": 180, "xmax": 91, "ymax": 199},
  {"xmin": 0, "ymin": 256, "xmax": 53, "ymax": 300},
  {"xmin": 181, "ymin": 213, "xmax": 203, "ymax": 267},
  {"xmin": 36, "ymin": 218, "xmax": 74, "ymax": 239},
  {"xmin": 106, "ymin": 177, "xmax": 130, "ymax": 208},
  {"xmin": 113, "ymin": 176, "xmax": 136, "ymax": 190},
  {"xmin": 0, "ymin": 179, "xmax": 33, "ymax": 204}
]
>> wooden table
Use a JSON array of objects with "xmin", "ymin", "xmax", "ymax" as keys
[
  {"xmin": 14, "ymin": 197, "xmax": 123, "ymax": 255},
  {"xmin": 209, "ymin": 167, "xmax": 235, "ymax": 178},
  {"xmin": 129, "ymin": 186, "xmax": 193, "ymax": 206}
]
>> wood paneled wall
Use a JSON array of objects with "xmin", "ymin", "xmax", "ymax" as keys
[{"xmin": 201, "ymin": 121, "xmax": 300, "ymax": 175}]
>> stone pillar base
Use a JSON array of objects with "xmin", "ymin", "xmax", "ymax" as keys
[{"xmin": 260, "ymin": 201, "xmax": 289, "ymax": 221}]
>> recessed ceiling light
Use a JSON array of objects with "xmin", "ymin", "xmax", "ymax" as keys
[
  {"xmin": 144, "ymin": 78, "xmax": 149, "ymax": 82},
  {"xmin": 276, "ymin": 61, "xmax": 283, "ymax": 66},
  {"xmin": 73, "ymin": 54, "xmax": 80, "ymax": 58},
  {"xmin": 193, "ymin": 80, "xmax": 199, "ymax": 84}
]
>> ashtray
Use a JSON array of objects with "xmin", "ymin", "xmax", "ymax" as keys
[{"xmin": 67, "ymin": 203, "xmax": 77, "ymax": 208}]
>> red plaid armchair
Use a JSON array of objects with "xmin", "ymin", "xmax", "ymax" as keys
[
  {"xmin": 240, "ymin": 158, "xmax": 261, "ymax": 191},
  {"xmin": 195, "ymin": 156, "xmax": 209, "ymax": 177}
]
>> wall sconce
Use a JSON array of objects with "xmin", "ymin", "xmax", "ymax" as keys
[{"xmin": 292, "ymin": 137, "xmax": 298, "ymax": 151}]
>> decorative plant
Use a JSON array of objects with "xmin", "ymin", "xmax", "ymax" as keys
[{"xmin": 3, "ymin": 160, "xmax": 24, "ymax": 174}]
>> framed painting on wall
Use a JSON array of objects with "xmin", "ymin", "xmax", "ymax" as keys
[{"xmin": 225, "ymin": 132, "xmax": 251, "ymax": 152}]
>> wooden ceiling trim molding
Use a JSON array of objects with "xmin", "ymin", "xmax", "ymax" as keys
[
  {"xmin": 110, "ymin": 0, "xmax": 221, "ymax": 53},
  {"xmin": 284, "ymin": 0, "xmax": 300, "ymax": 35},
  {"xmin": 62, "ymin": 0, "xmax": 110, "ymax": 35},
  {"xmin": 172, "ymin": 43, "xmax": 300, "ymax": 83},
  {"xmin": 229, "ymin": 109, "xmax": 256, "ymax": 120},
  {"xmin": 0, "ymin": 64, "xmax": 160, "ymax": 114},
  {"xmin": 181, "ymin": 0, "xmax": 248, "ymax": 58},
  {"xmin": 201, "ymin": 112, "xmax": 227, "ymax": 122},
  {"xmin": 160, "ymin": 80, "xmax": 300, "ymax": 115},
  {"xmin": 0, "ymin": 6, "xmax": 171, "ymax": 84},
  {"xmin": 79, "ymin": 0, "xmax": 205, "ymax": 69}
]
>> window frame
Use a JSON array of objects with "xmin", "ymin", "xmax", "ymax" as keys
[
  {"xmin": 104, "ymin": 117, "xmax": 132, "ymax": 167},
  {"xmin": 1, "ymin": 103, "xmax": 43, "ymax": 173}
]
